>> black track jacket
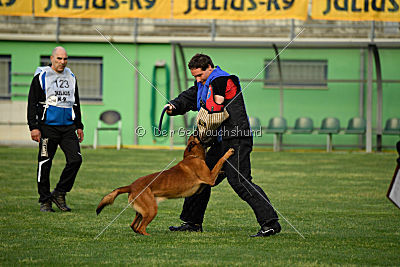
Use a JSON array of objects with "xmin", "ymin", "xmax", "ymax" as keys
[{"xmin": 169, "ymin": 75, "xmax": 251, "ymax": 140}]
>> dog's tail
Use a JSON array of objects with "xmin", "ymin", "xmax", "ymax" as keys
[{"xmin": 96, "ymin": 186, "xmax": 131, "ymax": 215}]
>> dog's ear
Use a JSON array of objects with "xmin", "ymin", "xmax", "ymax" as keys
[{"xmin": 187, "ymin": 141, "xmax": 196, "ymax": 152}]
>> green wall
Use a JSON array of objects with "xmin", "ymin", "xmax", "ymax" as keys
[
  {"xmin": 1, "ymin": 41, "xmax": 170, "ymax": 147},
  {"xmin": 179, "ymin": 46, "xmax": 399, "ymax": 149},
  {"xmin": 1, "ymin": 41, "xmax": 398, "ymax": 150}
]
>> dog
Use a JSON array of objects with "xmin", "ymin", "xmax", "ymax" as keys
[{"xmin": 96, "ymin": 135, "xmax": 234, "ymax": 236}]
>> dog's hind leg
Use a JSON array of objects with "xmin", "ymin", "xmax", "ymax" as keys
[
  {"xmin": 128, "ymin": 193, "xmax": 144, "ymax": 233},
  {"xmin": 134, "ymin": 190, "xmax": 158, "ymax": 236},
  {"xmin": 136, "ymin": 209, "xmax": 157, "ymax": 236},
  {"xmin": 130, "ymin": 212, "xmax": 142, "ymax": 233}
]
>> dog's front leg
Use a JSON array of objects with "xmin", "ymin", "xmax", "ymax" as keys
[{"xmin": 208, "ymin": 148, "xmax": 235, "ymax": 186}]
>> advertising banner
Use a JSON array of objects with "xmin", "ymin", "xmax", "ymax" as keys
[
  {"xmin": 34, "ymin": 0, "xmax": 171, "ymax": 19},
  {"xmin": 2, "ymin": 0, "xmax": 400, "ymax": 22},
  {"xmin": 312, "ymin": 0, "xmax": 400, "ymax": 22},
  {"xmin": 173, "ymin": 0, "xmax": 309, "ymax": 20},
  {"xmin": 0, "ymin": 0, "xmax": 32, "ymax": 16}
]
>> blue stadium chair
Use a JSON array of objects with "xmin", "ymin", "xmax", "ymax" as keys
[
  {"xmin": 265, "ymin": 117, "xmax": 287, "ymax": 151},
  {"xmin": 345, "ymin": 117, "xmax": 366, "ymax": 135},
  {"xmin": 383, "ymin": 118, "xmax": 400, "ymax": 135},
  {"xmin": 292, "ymin": 117, "xmax": 314, "ymax": 134},
  {"xmin": 319, "ymin": 117, "xmax": 340, "ymax": 152},
  {"xmin": 248, "ymin": 116, "xmax": 261, "ymax": 130}
]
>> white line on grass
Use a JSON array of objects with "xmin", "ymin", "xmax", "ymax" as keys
[
  {"xmin": 94, "ymin": 26, "xmax": 174, "ymax": 107},
  {"xmin": 225, "ymin": 159, "xmax": 306, "ymax": 239},
  {"xmin": 225, "ymin": 28, "xmax": 305, "ymax": 110},
  {"xmin": 94, "ymin": 158, "xmax": 176, "ymax": 240}
]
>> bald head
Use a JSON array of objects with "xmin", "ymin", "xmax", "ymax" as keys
[
  {"xmin": 50, "ymin": 46, "xmax": 68, "ymax": 73},
  {"xmin": 52, "ymin": 46, "xmax": 67, "ymax": 56}
]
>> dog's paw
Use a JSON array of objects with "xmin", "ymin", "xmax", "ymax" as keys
[{"xmin": 225, "ymin": 148, "xmax": 235, "ymax": 157}]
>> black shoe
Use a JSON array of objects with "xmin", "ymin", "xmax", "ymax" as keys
[
  {"xmin": 40, "ymin": 201, "xmax": 55, "ymax": 212},
  {"xmin": 169, "ymin": 222, "xmax": 203, "ymax": 232},
  {"xmin": 51, "ymin": 190, "xmax": 71, "ymax": 212},
  {"xmin": 251, "ymin": 221, "xmax": 281, "ymax": 237}
]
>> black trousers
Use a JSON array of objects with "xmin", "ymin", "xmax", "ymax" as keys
[
  {"xmin": 36, "ymin": 125, "xmax": 82, "ymax": 203},
  {"xmin": 180, "ymin": 137, "xmax": 279, "ymax": 227}
]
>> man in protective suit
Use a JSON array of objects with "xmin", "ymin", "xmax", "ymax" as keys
[{"xmin": 165, "ymin": 53, "xmax": 281, "ymax": 237}]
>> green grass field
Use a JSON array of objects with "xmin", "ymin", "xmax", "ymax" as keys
[{"xmin": 0, "ymin": 146, "xmax": 399, "ymax": 266}]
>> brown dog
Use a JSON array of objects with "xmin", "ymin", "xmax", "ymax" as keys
[{"xmin": 96, "ymin": 136, "xmax": 234, "ymax": 235}]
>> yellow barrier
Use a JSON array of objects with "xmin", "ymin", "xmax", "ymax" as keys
[
  {"xmin": 0, "ymin": 0, "xmax": 32, "ymax": 16},
  {"xmin": 34, "ymin": 0, "xmax": 171, "ymax": 19},
  {"xmin": 173, "ymin": 0, "xmax": 308, "ymax": 20},
  {"xmin": 1, "ymin": 0, "xmax": 399, "ymax": 22},
  {"xmin": 312, "ymin": 0, "xmax": 400, "ymax": 22}
]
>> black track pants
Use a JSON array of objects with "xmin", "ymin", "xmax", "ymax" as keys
[
  {"xmin": 36, "ymin": 125, "xmax": 82, "ymax": 203},
  {"xmin": 179, "ymin": 137, "xmax": 279, "ymax": 227}
]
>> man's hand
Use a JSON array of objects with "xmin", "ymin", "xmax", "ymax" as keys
[
  {"xmin": 77, "ymin": 129, "xmax": 84, "ymax": 143},
  {"xmin": 31, "ymin": 129, "xmax": 41, "ymax": 142},
  {"xmin": 214, "ymin": 95, "xmax": 225, "ymax": 105},
  {"xmin": 164, "ymin": 104, "xmax": 176, "ymax": 115}
]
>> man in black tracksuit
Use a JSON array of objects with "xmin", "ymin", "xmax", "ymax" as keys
[
  {"xmin": 166, "ymin": 54, "xmax": 281, "ymax": 237},
  {"xmin": 27, "ymin": 46, "xmax": 84, "ymax": 212}
]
